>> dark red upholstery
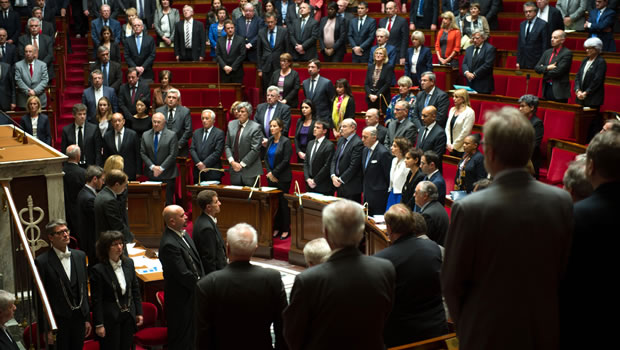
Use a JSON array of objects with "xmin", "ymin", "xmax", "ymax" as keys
[
  {"xmin": 82, "ymin": 340, "xmax": 100, "ymax": 350},
  {"xmin": 443, "ymin": 161, "xmax": 457, "ymax": 194},
  {"xmin": 133, "ymin": 302, "xmax": 168, "ymax": 347},
  {"xmin": 541, "ymin": 109, "xmax": 576, "ymax": 155},
  {"xmin": 155, "ymin": 291, "xmax": 165, "ymax": 324},
  {"xmin": 23, "ymin": 323, "xmax": 45, "ymax": 349},
  {"xmin": 492, "ymin": 75, "xmax": 508, "ymax": 95},
  {"xmin": 541, "ymin": 147, "xmax": 578, "ymax": 185},
  {"xmin": 602, "ymin": 83, "xmax": 620, "ymax": 112}
]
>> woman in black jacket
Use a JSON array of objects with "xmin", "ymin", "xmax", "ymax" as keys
[
  {"xmin": 365, "ymin": 47, "xmax": 394, "ymax": 115},
  {"xmin": 265, "ymin": 118, "xmax": 293, "ymax": 239}
]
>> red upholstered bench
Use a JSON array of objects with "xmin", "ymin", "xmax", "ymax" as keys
[
  {"xmin": 602, "ymin": 83, "xmax": 620, "ymax": 113},
  {"xmin": 443, "ymin": 161, "xmax": 458, "ymax": 194},
  {"xmin": 505, "ymin": 75, "xmax": 542, "ymax": 98},
  {"xmin": 488, "ymin": 35, "xmax": 518, "ymax": 51},
  {"xmin": 539, "ymin": 108, "xmax": 577, "ymax": 155},
  {"xmin": 540, "ymin": 147, "xmax": 578, "ymax": 185},
  {"xmin": 493, "ymin": 75, "xmax": 508, "ymax": 96}
]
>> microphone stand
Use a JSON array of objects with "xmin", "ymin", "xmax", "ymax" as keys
[
  {"xmin": 247, "ymin": 175, "xmax": 261, "ymax": 201},
  {"xmin": 294, "ymin": 180, "xmax": 302, "ymax": 208},
  {"xmin": 525, "ymin": 74, "xmax": 530, "ymax": 95}
]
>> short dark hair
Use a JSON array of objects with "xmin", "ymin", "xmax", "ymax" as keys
[
  {"xmin": 197, "ymin": 190, "xmax": 218, "ymax": 211},
  {"xmin": 45, "ymin": 219, "xmax": 68, "ymax": 236},
  {"xmin": 72, "ymin": 103, "xmax": 87, "ymax": 115},
  {"xmin": 308, "ymin": 58, "xmax": 321, "ymax": 69},
  {"xmin": 223, "ymin": 19, "xmax": 234, "ymax": 26},
  {"xmin": 423, "ymin": 151, "xmax": 440, "ymax": 169},
  {"xmin": 127, "ymin": 67, "xmax": 138, "ymax": 76},
  {"xmin": 85, "ymin": 165, "xmax": 104, "ymax": 183},
  {"xmin": 314, "ymin": 119, "xmax": 329, "ymax": 130},
  {"xmin": 586, "ymin": 130, "xmax": 620, "ymax": 180},
  {"xmin": 406, "ymin": 147, "xmax": 424, "ymax": 167},
  {"xmin": 270, "ymin": 117, "xmax": 284, "ymax": 129},
  {"xmin": 105, "ymin": 169, "xmax": 128, "ymax": 187},
  {"xmin": 96, "ymin": 230, "xmax": 125, "ymax": 262}
]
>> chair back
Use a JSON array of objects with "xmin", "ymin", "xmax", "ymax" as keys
[{"xmin": 141, "ymin": 302, "xmax": 158, "ymax": 329}]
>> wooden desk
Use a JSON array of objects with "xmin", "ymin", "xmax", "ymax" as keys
[
  {"xmin": 128, "ymin": 183, "xmax": 166, "ymax": 248},
  {"xmin": 365, "ymin": 219, "xmax": 391, "ymax": 256},
  {"xmin": 188, "ymin": 185, "xmax": 281, "ymax": 259},
  {"xmin": 130, "ymin": 243, "xmax": 163, "ymax": 305}
]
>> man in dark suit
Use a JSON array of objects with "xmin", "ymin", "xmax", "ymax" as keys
[
  {"xmin": 348, "ymin": 1, "xmax": 376, "ymax": 63},
  {"xmin": 414, "ymin": 181, "xmax": 449, "ymax": 245},
  {"xmin": 0, "ymin": 1, "xmax": 20, "ymax": 44},
  {"xmin": 0, "ymin": 29, "xmax": 17, "ymax": 66},
  {"xmin": 412, "ymin": 72, "xmax": 450, "ymax": 129},
  {"xmin": 89, "ymin": 46, "xmax": 122, "ymax": 93},
  {"xmin": 63, "ymin": 145, "xmax": 86, "ymax": 235},
  {"xmin": 76, "ymin": 165, "xmax": 104, "ymax": 266},
  {"xmin": 118, "ymin": 68, "xmax": 150, "ymax": 121},
  {"xmin": 517, "ymin": 2, "xmax": 550, "ymax": 70},
  {"xmin": 365, "ymin": 108, "xmax": 387, "ymax": 145},
  {"xmin": 537, "ymin": 0, "xmax": 565, "ymax": 33},
  {"xmin": 375, "ymin": 204, "xmax": 447, "ymax": 347},
  {"xmin": 304, "ymin": 120, "xmax": 334, "ymax": 195},
  {"xmin": 368, "ymin": 28, "xmax": 398, "ymax": 66},
  {"xmin": 254, "ymin": 86, "xmax": 292, "ymax": 141},
  {"xmin": 534, "ymin": 29, "xmax": 573, "ymax": 103},
  {"xmin": 174, "ymin": 5, "xmax": 206, "ymax": 61},
  {"xmin": 302, "ymin": 59, "xmax": 335, "ymax": 124},
  {"xmin": 224, "ymin": 101, "xmax": 263, "ymax": 186},
  {"xmin": 443, "ymin": 0, "xmax": 460, "ymax": 14},
  {"xmin": 421, "ymin": 151, "xmax": 446, "ymax": 206},
  {"xmin": 160, "ymin": 204, "xmax": 204, "ymax": 350},
  {"xmin": 289, "ymin": 2, "xmax": 318, "ymax": 61},
  {"xmin": 61, "ymin": 104, "xmax": 102, "ymax": 167},
  {"xmin": 90, "ymin": 4, "xmax": 121, "ymax": 48},
  {"xmin": 17, "ymin": 17, "xmax": 54, "ymax": 78},
  {"xmin": 215, "ymin": 20, "xmax": 246, "ymax": 84},
  {"xmin": 133, "ymin": 0, "xmax": 157, "ymax": 29},
  {"xmin": 362, "ymin": 126, "xmax": 392, "ymax": 215},
  {"xmin": 561, "ymin": 130, "xmax": 620, "ymax": 348},
  {"xmin": 124, "ymin": 19, "xmax": 156, "ymax": 80},
  {"xmin": 380, "ymin": 1, "xmax": 408, "ymax": 64},
  {"xmin": 82, "ymin": 69, "xmax": 119, "ymax": 123},
  {"xmin": 285, "ymin": 0, "xmax": 312, "ymax": 26},
  {"xmin": 409, "ymin": 0, "xmax": 438, "ymax": 30},
  {"xmin": 35, "ymin": 219, "xmax": 91, "ymax": 350},
  {"xmin": 155, "ymin": 88, "xmax": 192, "ymax": 157},
  {"xmin": 0, "ymin": 61, "xmax": 15, "ymax": 111},
  {"xmin": 31, "ymin": 6, "xmax": 54, "ymax": 37},
  {"xmin": 102, "ymin": 113, "xmax": 140, "ymax": 180},
  {"xmin": 584, "ymin": 0, "xmax": 617, "ymax": 52},
  {"xmin": 284, "ymin": 200, "xmax": 396, "ymax": 349},
  {"xmin": 442, "ymin": 107, "xmax": 573, "ymax": 350},
  {"xmin": 417, "ymin": 106, "xmax": 447, "ymax": 162},
  {"xmin": 330, "ymin": 118, "xmax": 364, "ymax": 202},
  {"xmin": 196, "ymin": 223, "xmax": 287, "ymax": 349},
  {"xmin": 235, "ymin": 2, "xmax": 264, "ymax": 62},
  {"xmin": 0, "ymin": 290, "xmax": 19, "ymax": 350},
  {"xmin": 462, "ymin": 29, "xmax": 496, "ymax": 94},
  {"xmin": 477, "ymin": 0, "xmax": 502, "ymax": 30},
  {"xmin": 192, "ymin": 190, "xmax": 227, "ymax": 275},
  {"xmin": 89, "ymin": 0, "xmax": 121, "ymax": 18},
  {"xmin": 385, "ymin": 100, "xmax": 418, "ymax": 148},
  {"xmin": 319, "ymin": 2, "xmax": 347, "ymax": 62},
  {"xmin": 94, "ymin": 169, "xmax": 133, "ymax": 243},
  {"xmin": 190, "ymin": 109, "xmax": 225, "ymax": 184},
  {"xmin": 141, "ymin": 112, "xmax": 179, "ymax": 205},
  {"xmin": 257, "ymin": 12, "xmax": 289, "ymax": 92}
]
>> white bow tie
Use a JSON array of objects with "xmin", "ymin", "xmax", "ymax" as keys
[
  {"xmin": 110, "ymin": 259, "xmax": 122, "ymax": 270},
  {"xmin": 58, "ymin": 251, "xmax": 71, "ymax": 260}
]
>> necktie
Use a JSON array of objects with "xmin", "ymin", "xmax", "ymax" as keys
[
  {"xmin": 185, "ymin": 21, "xmax": 191, "ymax": 48},
  {"xmin": 233, "ymin": 124, "xmax": 243, "ymax": 161},
  {"xmin": 310, "ymin": 140, "xmax": 319, "ymax": 163},
  {"xmin": 102, "ymin": 64, "xmax": 108, "ymax": 86},
  {"xmin": 139, "ymin": 0, "xmax": 144, "ymax": 18},
  {"xmin": 77, "ymin": 126, "xmax": 84, "ymax": 163},
  {"xmin": 246, "ymin": 20, "xmax": 251, "ymax": 33},
  {"xmin": 116, "ymin": 131, "xmax": 121, "ymax": 151},
  {"xmin": 1, "ymin": 45, "xmax": 5, "ymax": 57},
  {"xmin": 136, "ymin": 35, "xmax": 141, "ymax": 54},
  {"xmin": 301, "ymin": 18, "xmax": 306, "ymax": 34},
  {"xmin": 269, "ymin": 30, "xmax": 275, "ymax": 48},
  {"xmin": 168, "ymin": 109, "xmax": 174, "ymax": 124},
  {"xmin": 424, "ymin": 94, "xmax": 431, "ymax": 107},
  {"xmin": 29, "ymin": 63, "xmax": 33, "ymax": 77},
  {"xmin": 387, "ymin": 18, "xmax": 392, "ymax": 32},
  {"xmin": 309, "ymin": 79, "xmax": 315, "ymax": 96},
  {"xmin": 154, "ymin": 131, "xmax": 159, "ymax": 160},
  {"xmin": 474, "ymin": 47, "xmax": 479, "ymax": 58},
  {"xmin": 358, "ymin": 18, "xmax": 363, "ymax": 31},
  {"xmin": 265, "ymin": 106, "xmax": 273, "ymax": 135},
  {"xmin": 548, "ymin": 49, "xmax": 558, "ymax": 64},
  {"xmin": 32, "ymin": 36, "xmax": 38, "ymax": 49},
  {"xmin": 417, "ymin": 0, "xmax": 425, "ymax": 17},
  {"xmin": 3, "ymin": 11, "xmax": 7, "ymax": 19},
  {"xmin": 420, "ymin": 127, "xmax": 428, "ymax": 144},
  {"xmin": 226, "ymin": 38, "xmax": 231, "ymax": 54},
  {"xmin": 525, "ymin": 20, "xmax": 532, "ymax": 40},
  {"xmin": 335, "ymin": 138, "xmax": 349, "ymax": 175},
  {"xmin": 596, "ymin": 10, "xmax": 601, "ymax": 23},
  {"xmin": 364, "ymin": 148, "xmax": 372, "ymax": 169},
  {"xmin": 131, "ymin": 86, "xmax": 136, "ymax": 104},
  {"xmin": 202, "ymin": 129, "xmax": 208, "ymax": 143}
]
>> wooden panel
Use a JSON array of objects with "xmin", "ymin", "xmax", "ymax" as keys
[{"xmin": 128, "ymin": 183, "xmax": 166, "ymax": 248}]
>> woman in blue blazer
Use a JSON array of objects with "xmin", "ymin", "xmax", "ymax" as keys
[
  {"xmin": 208, "ymin": 7, "xmax": 229, "ymax": 57},
  {"xmin": 265, "ymin": 118, "xmax": 293, "ymax": 239},
  {"xmin": 404, "ymin": 31, "xmax": 434, "ymax": 87},
  {"xmin": 19, "ymin": 96, "xmax": 51, "ymax": 145}
]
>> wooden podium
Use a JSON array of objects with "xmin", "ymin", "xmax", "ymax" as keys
[
  {"xmin": 127, "ymin": 182, "xmax": 167, "ymax": 247},
  {"xmin": 285, "ymin": 194, "xmax": 392, "ymax": 266},
  {"xmin": 188, "ymin": 185, "xmax": 281, "ymax": 259}
]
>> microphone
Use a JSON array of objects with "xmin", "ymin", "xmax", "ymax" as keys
[
  {"xmin": 247, "ymin": 175, "xmax": 261, "ymax": 201},
  {"xmin": 525, "ymin": 74, "xmax": 530, "ymax": 95},
  {"xmin": 294, "ymin": 180, "xmax": 302, "ymax": 208}
]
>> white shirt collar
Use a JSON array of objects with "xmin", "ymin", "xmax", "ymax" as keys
[
  {"xmin": 369, "ymin": 140, "xmax": 379, "ymax": 151},
  {"xmin": 53, "ymin": 246, "xmax": 70, "ymax": 259},
  {"xmin": 85, "ymin": 184, "xmax": 98, "ymax": 195}
]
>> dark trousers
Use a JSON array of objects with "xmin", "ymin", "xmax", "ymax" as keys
[
  {"xmin": 55, "ymin": 311, "xmax": 86, "ymax": 350},
  {"xmin": 98, "ymin": 312, "xmax": 136, "ymax": 350},
  {"xmin": 544, "ymin": 82, "xmax": 568, "ymax": 103},
  {"xmin": 352, "ymin": 52, "xmax": 370, "ymax": 63},
  {"xmin": 163, "ymin": 178, "xmax": 176, "ymax": 206},
  {"xmin": 322, "ymin": 48, "xmax": 345, "ymax": 62},
  {"xmin": 337, "ymin": 191, "xmax": 361, "ymax": 203},
  {"xmin": 269, "ymin": 180, "xmax": 291, "ymax": 232},
  {"xmin": 220, "ymin": 69, "xmax": 244, "ymax": 84},
  {"xmin": 178, "ymin": 47, "xmax": 196, "ymax": 61},
  {"xmin": 69, "ymin": 0, "xmax": 88, "ymax": 35}
]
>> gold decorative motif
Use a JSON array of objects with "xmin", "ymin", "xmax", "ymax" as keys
[{"xmin": 18, "ymin": 196, "xmax": 48, "ymax": 253}]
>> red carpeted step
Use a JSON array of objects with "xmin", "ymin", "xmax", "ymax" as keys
[{"xmin": 273, "ymin": 237, "xmax": 291, "ymax": 261}]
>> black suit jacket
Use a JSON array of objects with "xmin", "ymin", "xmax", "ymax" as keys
[
  {"xmin": 405, "ymin": 46, "xmax": 433, "ymax": 86},
  {"xmin": 265, "ymin": 136, "xmax": 293, "ymax": 182},
  {"xmin": 288, "ymin": 16, "xmax": 319, "ymax": 61},
  {"xmin": 90, "ymin": 0, "xmax": 122, "ymax": 18},
  {"xmin": 17, "ymin": 33, "xmax": 54, "ymax": 78},
  {"xmin": 412, "ymin": 88, "xmax": 450, "ymax": 128},
  {"xmin": 318, "ymin": 15, "xmax": 347, "ymax": 59},
  {"xmin": 302, "ymin": 76, "xmax": 335, "ymax": 120},
  {"xmin": 174, "ymin": 19, "xmax": 207, "ymax": 61},
  {"xmin": 190, "ymin": 126, "xmax": 225, "ymax": 182},
  {"xmin": 76, "ymin": 185, "xmax": 97, "ymax": 263},
  {"xmin": 362, "ymin": 143, "xmax": 392, "ymax": 215},
  {"xmin": 456, "ymin": 150, "xmax": 487, "ymax": 193},
  {"xmin": 376, "ymin": 124, "xmax": 388, "ymax": 145},
  {"xmin": 304, "ymin": 137, "xmax": 334, "ymax": 195},
  {"xmin": 159, "ymin": 226, "xmax": 204, "ymax": 349},
  {"xmin": 477, "ymin": 0, "xmax": 502, "ymax": 29},
  {"xmin": 0, "ymin": 8, "xmax": 21, "ymax": 43},
  {"xmin": 348, "ymin": 15, "xmax": 377, "ymax": 51},
  {"xmin": 534, "ymin": 46, "xmax": 573, "ymax": 100},
  {"xmin": 123, "ymin": 34, "xmax": 156, "ymax": 80},
  {"xmin": 90, "ymin": 259, "xmax": 142, "ymax": 329},
  {"xmin": 0, "ymin": 329, "xmax": 19, "ymax": 350},
  {"xmin": 102, "ymin": 127, "xmax": 140, "ymax": 180},
  {"xmin": 0, "ymin": 61, "xmax": 15, "ymax": 111},
  {"xmin": 0, "ymin": 43, "xmax": 17, "ymax": 66},
  {"xmin": 196, "ymin": 261, "xmax": 288, "ymax": 349},
  {"xmin": 330, "ymin": 134, "xmax": 363, "ymax": 196},
  {"xmin": 192, "ymin": 212, "xmax": 227, "ymax": 275},
  {"xmin": 574, "ymin": 55, "xmax": 606, "ymax": 108},
  {"xmin": 63, "ymin": 162, "xmax": 86, "ymax": 234},
  {"xmin": 283, "ymin": 247, "xmax": 395, "ymax": 349},
  {"xmin": 19, "ymin": 113, "xmax": 50, "ymax": 144},
  {"xmin": 61, "ymin": 122, "xmax": 103, "ymax": 166},
  {"xmin": 545, "ymin": 6, "xmax": 565, "ymax": 33},
  {"xmin": 374, "ymin": 234, "xmax": 447, "ymax": 347},
  {"xmin": 269, "ymin": 69, "xmax": 300, "ymax": 108},
  {"xmin": 379, "ymin": 15, "xmax": 408, "ymax": 59},
  {"xmin": 421, "ymin": 200, "xmax": 450, "ymax": 245},
  {"xmin": 254, "ymin": 102, "xmax": 292, "ymax": 137},
  {"xmin": 234, "ymin": 15, "xmax": 264, "ymax": 62},
  {"xmin": 94, "ymin": 186, "xmax": 133, "ymax": 242},
  {"xmin": 426, "ymin": 171, "xmax": 447, "ymax": 206},
  {"xmin": 461, "ymin": 42, "xmax": 496, "ymax": 94},
  {"xmin": 215, "ymin": 35, "xmax": 246, "ymax": 80},
  {"xmin": 89, "ymin": 61, "xmax": 123, "ymax": 92},
  {"xmin": 517, "ymin": 18, "xmax": 550, "ymax": 69},
  {"xmin": 364, "ymin": 63, "xmax": 394, "ymax": 105},
  {"xmin": 409, "ymin": 0, "xmax": 438, "ymax": 29},
  {"xmin": 257, "ymin": 25, "xmax": 289, "ymax": 74},
  {"xmin": 416, "ymin": 124, "xmax": 447, "ymax": 159},
  {"xmin": 118, "ymin": 80, "xmax": 151, "ymax": 120}
]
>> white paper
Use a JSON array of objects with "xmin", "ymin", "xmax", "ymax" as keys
[
  {"xmin": 132, "ymin": 256, "xmax": 162, "ymax": 274},
  {"xmin": 140, "ymin": 181, "xmax": 162, "ymax": 184},
  {"xmin": 372, "ymin": 215, "xmax": 385, "ymax": 224},
  {"xmin": 260, "ymin": 186, "xmax": 278, "ymax": 192},
  {"xmin": 224, "ymin": 185, "xmax": 245, "ymax": 190}
]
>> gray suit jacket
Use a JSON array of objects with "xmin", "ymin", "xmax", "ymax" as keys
[
  {"xmin": 384, "ymin": 118, "xmax": 418, "ymax": 148},
  {"xmin": 557, "ymin": 0, "xmax": 587, "ymax": 32},
  {"xmin": 14, "ymin": 58, "xmax": 48, "ymax": 108},
  {"xmin": 140, "ymin": 127, "xmax": 179, "ymax": 180},
  {"xmin": 156, "ymin": 105, "xmax": 192, "ymax": 156},
  {"xmin": 224, "ymin": 119, "xmax": 263, "ymax": 179},
  {"xmin": 254, "ymin": 102, "xmax": 292, "ymax": 137}
]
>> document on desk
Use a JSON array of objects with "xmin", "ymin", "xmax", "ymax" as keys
[
  {"xmin": 224, "ymin": 185, "xmax": 245, "ymax": 190},
  {"xmin": 127, "ymin": 243, "xmax": 146, "ymax": 256},
  {"xmin": 133, "ymin": 256, "xmax": 163, "ymax": 274}
]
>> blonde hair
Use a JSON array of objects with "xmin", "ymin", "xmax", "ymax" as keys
[
  {"xmin": 104, "ymin": 155, "xmax": 125, "ymax": 174},
  {"xmin": 373, "ymin": 47, "xmax": 389, "ymax": 65},
  {"xmin": 441, "ymin": 11, "xmax": 459, "ymax": 30},
  {"xmin": 453, "ymin": 88, "xmax": 471, "ymax": 107}
]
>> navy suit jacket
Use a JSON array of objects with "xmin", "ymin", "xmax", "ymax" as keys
[
  {"xmin": 19, "ymin": 113, "xmax": 51, "ymax": 145},
  {"xmin": 0, "ymin": 61, "xmax": 16, "ymax": 111},
  {"xmin": 0, "ymin": 43, "xmax": 17, "ymax": 66},
  {"xmin": 362, "ymin": 143, "xmax": 392, "ymax": 215},
  {"xmin": 189, "ymin": 126, "xmax": 225, "ymax": 182},
  {"xmin": 412, "ymin": 88, "xmax": 451, "ymax": 128},
  {"xmin": 302, "ymin": 75, "xmax": 335, "ymax": 121},
  {"xmin": 405, "ymin": 46, "xmax": 433, "ymax": 85},
  {"xmin": 254, "ymin": 102, "xmax": 292, "ymax": 137},
  {"xmin": 330, "ymin": 134, "xmax": 364, "ymax": 196},
  {"xmin": 123, "ymin": 34, "xmax": 157, "ymax": 80},
  {"xmin": 410, "ymin": 0, "xmax": 439, "ymax": 29},
  {"xmin": 416, "ymin": 124, "xmax": 447, "ymax": 160},
  {"xmin": 256, "ymin": 25, "xmax": 289, "ymax": 73},
  {"xmin": 425, "ymin": 171, "xmax": 446, "ymax": 206},
  {"xmin": 102, "ymin": 127, "xmax": 140, "ymax": 180},
  {"xmin": 192, "ymin": 212, "xmax": 227, "ymax": 275},
  {"xmin": 587, "ymin": 7, "xmax": 617, "ymax": 52},
  {"xmin": 348, "ymin": 16, "xmax": 376, "ymax": 51},
  {"xmin": 289, "ymin": 16, "xmax": 319, "ymax": 61},
  {"xmin": 264, "ymin": 135, "xmax": 293, "ymax": 183},
  {"xmin": 517, "ymin": 18, "xmax": 550, "ymax": 69},
  {"xmin": 81, "ymin": 86, "xmax": 119, "ymax": 123},
  {"xmin": 91, "ymin": 17, "xmax": 122, "ymax": 47},
  {"xmin": 461, "ymin": 42, "xmax": 496, "ymax": 94},
  {"xmin": 368, "ymin": 44, "xmax": 398, "ymax": 66},
  {"xmin": 235, "ymin": 16, "xmax": 264, "ymax": 61},
  {"xmin": 0, "ymin": 8, "xmax": 21, "ymax": 43}
]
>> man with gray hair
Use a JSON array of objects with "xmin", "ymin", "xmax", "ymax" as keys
[
  {"xmin": 361, "ymin": 125, "xmax": 392, "ymax": 215},
  {"xmin": 365, "ymin": 108, "xmax": 387, "ymax": 144},
  {"xmin": 368, "ymin": 27, "xmax": 398, "ymax": 65},
  {"xmin": 89, "ymin": 46, "xmax": 122, "ymax": 92},
  {"xmin": 442, "ymin": 107, "xmax": 573, "ymax": 350},
  {"xmin": 284, "ymin": 200, "xmax": 395, "ymax": 349},
  {"xmin": 190, "ymin": 109, "xmax": 225, "ymax": 184},
  {"xmin": 560, "ymin": 129, "xmax": 620, "ymax": 347},
  {"xmin": 14, "ymin": 44, "xmax": 48, "ymax": 109},
  {"xmin": 124, "ymin": 18, "xmax": 156, "ymax": 80},
  {"xmin": 254, "ymin": 85, "xmax": 292, "ymax": 142},
  {"xmin": 174, "ymin": 5, "xmax": 206, "ymax": 62},
  {"xmin": 412, "ymin": 71, "xmax": 450, "ymax": 129},
  {"xmin": 0, "ymin": 290, "xmax": 19, "ymax": 349},
  {"xmin": 156, "ymin": 88, "xmax": 192, "ymax": 157},
  {"xmin": 461, "ymin": 29, "xmax": 496, "ymax": 94},
  {"xmin": 90, "ymin": 4, "xmax": 121, "ymax": 48},
  {"xmin": 141, "ymin": 112, "xmax": 179, "ymax": 205},
  {"xmin": 562, "ymin": 155, "xmax": 593, "ymax": 202},
  {"xmin": 224, "ymin": 101, "xmax": 263, "ymax": 186},
  {"xmin": 234, "ymin": 2, "xmax": 264, "ymax": 62},
  {"xmin": 414, "ymin": 180, "xmax": 449, "ymax": 245},
  {"xmin": 195, "ymin": 223, "xmax": 288, "ymax": 349},
  {"xmin": 17, "ymin": 17, "xmax": 54, "ymax": 79},
  {"xmin": 384, "ymin": 100, "xmax": 417, "ymax": 148},
  {"xmin": 303, "ymin": 237, "xmax": 331, "ymax": 266},
  {"xmin": 63, "ymin": 144, "xmax": 86, "ymax": 235},
  {"xmin": 330, "ymin": 118, "xmax": 364, "ymax": 202}
]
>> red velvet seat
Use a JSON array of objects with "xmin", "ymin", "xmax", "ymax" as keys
[
  {"xmin": 133, "ymin": 302, "xmax": 168, "ymax": 348},
  {"xmin": 83, "ymin": 340, "xmax": 100, "ymax": 350},
  {"xmin": 292, "ymin": 170, "xmax": 306, "ymax": 193},
  {"xmin": 541, "ymin": 109, "xmax": 576, "ymax": 156},
  {"xmin": 155, "ymin": 291, "xmax": 165, "ymax": 325},
  {"xmin": 23, "ymin": 323, "xmax": 46, "ymax": 349},
  {"xmin": 540, "ymin": 147, "xmax": 578, "ymax": 185},
  {"xmin": 492, "ymin": 74, "xmax": 508, "ymax": 95},
  {"xmin": 602, "ymin": 83, "xmax": 620, "ymax": 112},
  {"xmin": 443, "ymin": 161, "xmax": 458, "ymax": 194}
]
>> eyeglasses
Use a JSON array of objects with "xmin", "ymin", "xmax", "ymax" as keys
[{"xmin": 54, "ymin": 229, "xmax": 70, "ymax": 235}]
